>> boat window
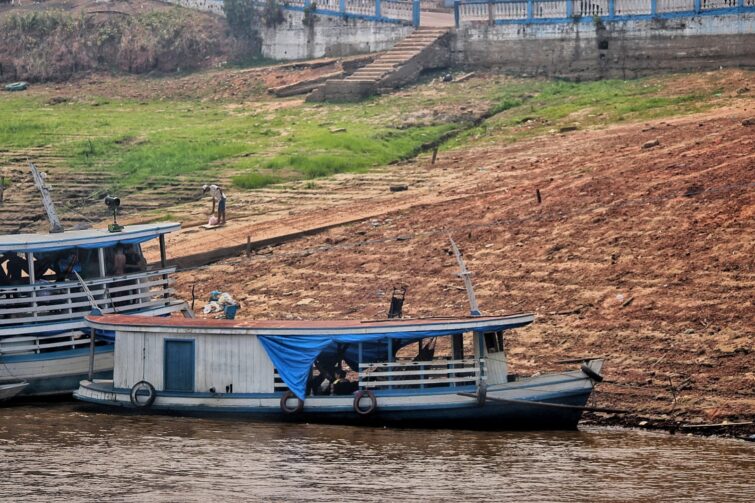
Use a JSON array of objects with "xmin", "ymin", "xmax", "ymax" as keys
[{"xmin": 484, "ymin": 331, "xmax": 504, "ymax": 353}]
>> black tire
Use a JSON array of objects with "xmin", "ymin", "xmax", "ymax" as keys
[
  {"xmin": 130, "ymin": 380, "xmax": 156, "ymax": 408},
  {"xmin": 280, "ymin": 390, "xmax": 305, "ymax": 414},
  {"xmin": 353, "ymin": 390, "xmax": 377, "ymax": 416},
  {"xmin": 581, "ymin": 364, "xmax": 604, "ymax": 383}
]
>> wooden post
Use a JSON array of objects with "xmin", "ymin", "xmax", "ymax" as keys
[
  {"xmin": 97, "ymin": 248, "xmax": 106, "ymax": 278},
  {"xmin": 431, "ymin": 148, "xmax": 438, "ymax": 164},
  {"xmin": 27, "ymin": 252, "xmax": 37, "ymax": 319},
  {"xmin": 88, "ymin": 327, "xmax": 96, "ymax": 381},
  {"xmin": 536, "ymin": 188, "xmax": 542, "ymax": 204},
  {"xmin": 246, "ymin": 236, "xmax": 251, "ymax": 257},
  {"xmin": 159, "ymin": 234, "xmax": 168, "ymax": 300},
  {"xmin": 488, "ymin": 0, "xmax": 495, "ymax": 25},
  {"xmin": 387, "ymin": 338, "xmax": 393, "ymax": 390},
  {"xmin": 159, "ymin": 235, "xmax": 167, "ymax": 268}
]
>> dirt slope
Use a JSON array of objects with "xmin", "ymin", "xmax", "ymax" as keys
[{"xmin": 173, "ymin": 105, "xmax": 755, "ymax": 432}]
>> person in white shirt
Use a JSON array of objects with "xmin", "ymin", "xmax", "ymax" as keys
[{"xmin": 202, "ymin": 184, "xmax": 227, "ymax": 225}]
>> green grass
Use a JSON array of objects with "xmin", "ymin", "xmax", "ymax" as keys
[
  {"xmin": 0, "ymin": 71, "xmax": 730, "ymax": 195},
  {"xmin": 446, "ymin": 78, "xmax": 715, "ymax": 149}
]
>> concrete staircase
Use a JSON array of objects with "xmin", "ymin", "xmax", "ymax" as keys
[{"xmin": 315, "ymin": 27, "xmax": 451, "ymax": 102}]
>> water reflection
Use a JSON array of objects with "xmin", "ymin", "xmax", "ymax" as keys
[{"xmin": 1, "ymin": 402, "xmax": 753, "ymax": 502}]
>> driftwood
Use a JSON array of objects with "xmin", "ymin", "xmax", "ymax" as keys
[
  {"xmin": 457, "ymin": 392, "xmax": 629, "ymax": 414},
  {"xmin": 680, "ymin": 421, "xmax": 753, "ymax": 429}
]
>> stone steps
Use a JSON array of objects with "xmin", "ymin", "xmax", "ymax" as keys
[{"xmin": 316, "ymin": 27, "xmax": 451, "ymax": 102}]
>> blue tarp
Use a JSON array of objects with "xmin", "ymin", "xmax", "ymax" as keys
[{"xmin": 259, "ymin": 323, "xmax": 518, "ymax": 400}]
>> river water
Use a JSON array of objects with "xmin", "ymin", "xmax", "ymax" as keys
[{"xmin": 1, "ymin": 402, "xmax": 753, "ymax": 502}]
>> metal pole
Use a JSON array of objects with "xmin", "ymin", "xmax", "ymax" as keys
[
  {"xmin": 88, "ymin": 327, "xmax": 96, "ymax": 381},
  {"xmin": 449, "ymin": 236, "xmax": 481, "ymax": 316}
]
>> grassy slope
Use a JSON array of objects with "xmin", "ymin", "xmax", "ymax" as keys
[{"xmin": 0, "ymin": 70, "xmax": 734, "ymax": 194}]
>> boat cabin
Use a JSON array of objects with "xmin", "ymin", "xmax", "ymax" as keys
[
  {"xmin": 0, "ymin": 223, "xmax": 190, "ymax": 396},
  {"xmin": 87, "ymin": 314, "xmax": 534, "ymax": 401}
]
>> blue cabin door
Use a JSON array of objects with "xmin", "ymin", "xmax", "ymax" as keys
[{"xmin": 164, "ymin": 339, "xmax": 195, "ymax": 392}]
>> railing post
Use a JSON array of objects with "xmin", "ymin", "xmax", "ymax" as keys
[
  {"xmin": 608, "ymin": 0, "xmax": 615, "ymax": 17},
  {"xmin": 412, "ymin": 0, "xmax": 421, "ymax": 27},
  {"xmin": 694, "ymin": 0, "xmax": 701, "ymax": 13},
  {"xmin": 566, "ymin": 0, "xmax": 573, "ymax": 18},
  {"xmin": 651, "ymin": 0, "xmax": 657, "ymax": 16},
  {"xmin": 339, "ymin": 0, "xmax": 345, "ymax": 14},
  {"xmin": 488, "ymin": 0, "xmax": 494, "ymax": 25},
  {"xmin": 454, "ymin": 0, "xmax": 461, "ymax": 28},
  {"xmin": 304, "ymin": 0, "xmax": 311, "ymax": 8},
  {"xmin": 527, "ymin": 0, "xmax": 533, "ymax": 21},
  {"xmin": 376, "ymin": 0, "xmax": 382, "ymax": 18}
]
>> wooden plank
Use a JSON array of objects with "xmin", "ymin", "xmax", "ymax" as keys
[
  {"xmin": 0, "ymin": 297, "xmax": 174, "ymax": 325},
  {"xmin": 359, "ymin": 359, "xmax": 480, "ymax": 368},
  {"xmin": 0, "ymin": 288, "xmax": 174, "ymax": 317},
  {"xmin": 0, "ymin": 330, "xmax": 85, "ymax": 343},
  {"xmin": 361, "ymin": 376, "xmax": 480, "ymax": 387},
  {"xmin": 360, "ymin": 367, "xmax": 480, "ymax": 378},
  {"xmin": 0, "ymin": 268, "xmax": 176, "ymax": 295},
  {"xmin": 0, "ymin": 338, "xmax": 91, "ymax": 353}
]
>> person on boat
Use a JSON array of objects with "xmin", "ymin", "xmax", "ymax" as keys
[
  {"xmin": 113, "ymin": 246, "xmax": 126, "ymax": 276},
  {"xmin": 2, "ymin": 252, "xmax": 28, "ymax": 284},
  {"xmin": 55, "ymin": 252, "xmax": 81, "ymax": 281},
  {"xmin": 202, "ymin": 184, "xmax": 226, "ymax": 225},
  {"xmin": 332, "ymin": 369, "xmax": 358, "ymax": 395}
]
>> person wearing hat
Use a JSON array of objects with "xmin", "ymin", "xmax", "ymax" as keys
[{"xmin": 202, "ymin": 184, "xmax": 227, "ymax": 225}]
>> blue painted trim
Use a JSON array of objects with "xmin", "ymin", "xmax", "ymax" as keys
[
  {"xmin": 527, "ymin": 0, "xmax": 533, "ymax": 21},
  {"xmin": 454, "ymin": 0, "xmax": 461, "ymax": 28},
  {"xmin": 163, "ymin": 338, "xmax": 195, "ymax": 392},
  {"xmin": 609, "ymin": 0, "xmax": 616, "ymax": 17},
  {"xmin": 339, "ymin": 0, "xmax": 345, "ymax": 13},
  {"xmin": 650, "ymin": 0, "xmax": 657, "ymax": 16},
  {"xmin": 281, "ymin": 5, "xmax": 409, "ymax": 25},
  {"xmin": 490, "ymin": 6, "xmax": 754, "ymax": 25},
  {"xmin": 376, "ymin": 0, "xmax": 382, "ymax": 18},
  {"xmin": 694, "ymin": 0, "xmax": 702, "ymax": 13},
  {"xmin": 0, "ymin": 344, "xmax": 113, "ymax": 363}
]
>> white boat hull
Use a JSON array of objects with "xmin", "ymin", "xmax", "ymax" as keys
[
  {"xmin": 75, "ymin": 365, "xmax": 601, "ymax": 430},
  {"xmin": 0, "ymin": 381, "xmax": 28, "ymax": 401}
]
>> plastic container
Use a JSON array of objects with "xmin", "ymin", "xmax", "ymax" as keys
[{"xmin": 224, "ymin": 304, "xmax": 238, "ymax": 320}]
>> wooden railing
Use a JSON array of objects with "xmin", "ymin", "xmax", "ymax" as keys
[
  {"xmin": 359, "ymin": 358, "xmax": 485, "ymax": 389},
  {"xmin": 455, "ymin": 0, "xmax": 754, "ymax": 26},
  {"xmin": 0, "ymin": 330, "xmax": 92, "ymax": 355},
  {"xmin": 0, "ymin": 268, "xmax": 177, "ymax": 327}
]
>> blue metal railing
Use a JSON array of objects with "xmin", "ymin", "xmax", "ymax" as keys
[
  {"xmin": 163, "ymin": 0, "xmax": 422, "ymax": 27},
  {"xmin": 453, "ymin": 0, "xmax": 754, "ymax": 27}
]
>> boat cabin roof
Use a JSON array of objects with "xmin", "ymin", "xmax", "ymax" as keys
[
  {"xmin": 0, "ymin": 223, "xmax": 180, "ymax": 253},
  {"xmin": 87, "ymin": 313, "xmax": 535, "ymax": 337}
]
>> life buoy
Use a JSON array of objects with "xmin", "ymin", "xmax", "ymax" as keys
[
  {"xmin": 581, "ymin": 364, "xmax": 604, "ymax": 383},
  {"xmin": 130, "ymin": 380, "xmax": 156, "ymax": 408},
  {"xmin": 353, "ymin": 390, "xmax": 377, "ymax": 416},
  {"xmin": 280, "ymin": 390, "xmax": 305, "ymax": 414}
]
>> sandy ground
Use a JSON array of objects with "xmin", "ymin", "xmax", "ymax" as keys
[{"xmin": 169, "ymin": 103, "xmax": 755, "ymax": 435}]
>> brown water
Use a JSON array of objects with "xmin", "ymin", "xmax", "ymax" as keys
[{"xmin": 1, "ymin": 402, "xmax": 753, "ymax": 502}]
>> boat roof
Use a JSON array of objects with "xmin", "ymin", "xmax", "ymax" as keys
[
  {"xmin": 0, "ymin": 223, "xmax": 180, "ymax": 253},
  {"xmin": 87, "ymin": 313, "xmax": 535, "ymax": 337}
]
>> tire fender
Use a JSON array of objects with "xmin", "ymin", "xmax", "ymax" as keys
[
  {"xmin": 280, "ymin": 390, "xmax": 305, "ymax": 414},
  {"xmin": 353, "ymin": 389, "xmax": 377, "ymax": 416},
  {"xmin": 130, "ymin": 380, "xmax": 156, "ymax": 408},
  {"xmin": 581, "ymin": 364, "xmax": 604, "ymax": 383}
]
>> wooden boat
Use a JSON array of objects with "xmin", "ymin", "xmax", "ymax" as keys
[
  {"xmin": 75, "ymin": 313, "xmax": 605, "ymax": 429},
  {"xmin": 0, "ymin": 381, "xmax": 28, "ymax": 402},
  {"xmin": 0, "ymin": 223, "xmax": 191, "ymax": 397}
]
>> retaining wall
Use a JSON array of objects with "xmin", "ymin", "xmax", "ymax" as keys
[
  {"xmin": 453, "ymin": 12, "xmax": 755, "ymax": 79},
  {"xmin": 260, "ymin": 11, "xmax": 414, "ymax": 60}
]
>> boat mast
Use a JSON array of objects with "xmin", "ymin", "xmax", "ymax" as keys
[
  {"xmin": 449, "ymin": 236, "xmax": 481, "ymax": 316},
  {"xmin": 29, "ymin": 162, "xmax": 64, "ymax": 234}
]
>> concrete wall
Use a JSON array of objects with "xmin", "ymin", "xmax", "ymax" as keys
[
  {"xmin": 260, "ymin": 11, "xmax": 413, "ymax": 60},
  {"xmin": 453, "ymin": 13, "xmax": 755, "ymax": 79}
]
